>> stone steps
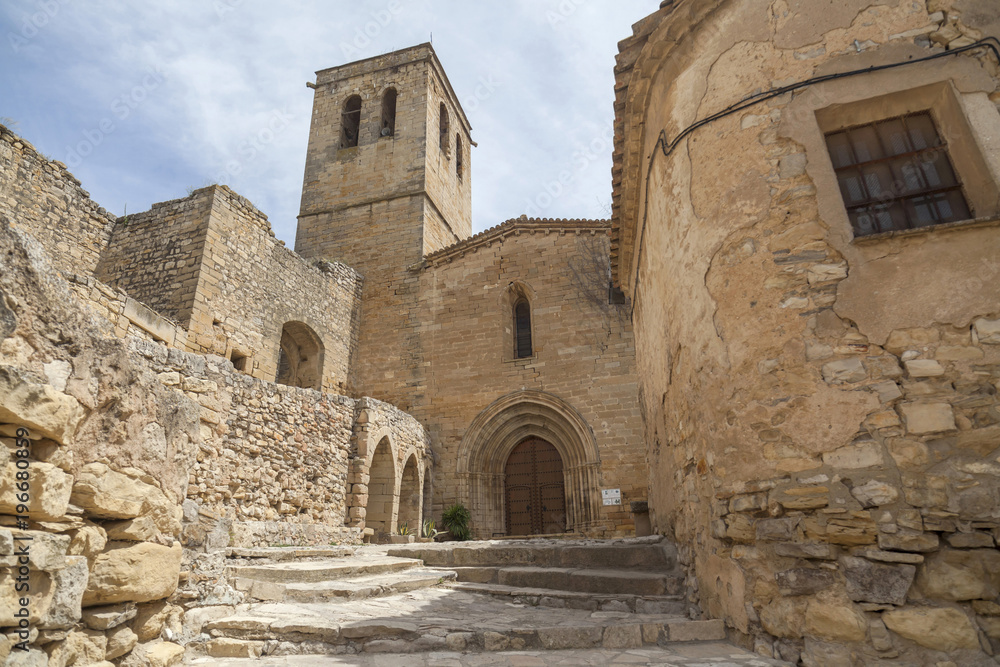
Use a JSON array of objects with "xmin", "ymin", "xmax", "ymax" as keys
[
  {"xmin": 237, "ymin": 567, "xmax": 458, "ymax": 603},
  {"xmin": 446, "ymin": 565, "xmax": 684, "ymax": 596},
  {"xmin": 196, "ymin": 589, "xmax": 726, "ymax": 659},
  {"xmin": 443, "ymin": 580, "xmax": 687, "ymax": 614},
  {"xmin": 228, "ymin": 546, "xmax": 355, "ymax": 561},
  {"xmin": 227, "ymin": 555, "xmax": 422, "ymax": 584}
]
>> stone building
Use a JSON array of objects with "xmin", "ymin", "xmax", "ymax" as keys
[{"xmin": 0, "ymin": 0, "xmax": 999, "ymax": 664}]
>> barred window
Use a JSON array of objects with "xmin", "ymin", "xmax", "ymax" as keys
[
  {"xmin": 824, "ymin": 112, "xmax": 971, "ymax": 237},
  {"xmin": 514, "ymin": 299, "xmax": 532, "ymax": 359}
]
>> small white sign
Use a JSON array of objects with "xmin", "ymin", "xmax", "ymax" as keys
[{"xmin": 601, "ymin": 488, "xmax": 622, "ymax": 506}]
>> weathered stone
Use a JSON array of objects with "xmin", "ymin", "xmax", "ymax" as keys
[
  {"xmin": 773, "ymin": 486, "xmax": 829, "ymax": 510},
  {"xmin": 46, "ymin": 629, "xmax": 107, "ymax": 666},
  {"xmin": 537, "ymin": 626, "xmax": 602, "ymax": 649},
  {"xmin": 104, "ymin": 515, "xmax": 160, "ymax": 542},
  {"xmin": 822, "ymin": 358, "xmax": 866, "ymax": 384},
  {"xmin": 206, "ymin": 638, "xmax": 263, "ymax": 658},
  {"xmin": 851, "ymin": 547, "xmax": 923, "ymax": 564},
  {"xmin": 105, "ymin": 625, "xmax": 138, "ymax": 660},
  {"xmin": 807, "ymin": 263, "xmax": 847, "ymax": 285},
  {"xmin": 667, "ymin": 619, "xmax": 726, "ymax": 641},
  {"xmin": 71, "ymin": 463, "xmax": 176, "ymax": 536},
  {"xmin": 756, "ymin": 517, "xmax": 798, "ymax": 542},
  {"xmin": 602, "ymin": 623, "xmax": 642, "ymax": 648},
  {"xmin": 873, "ymin": 381, "xmax": 903, "ymax": 403},
  {"xmin": 803, "ymin": 601, "xmax": 867, "ymax": 642},
  {"xmin": 840, "ymin": 556, "xmax": 915, "ymax": 605},
  {"xmin": 883, "ymin": 607, "xmax": 980, "ymax": 651},
  {"xmin": 68, "ymin": 524, "xmax": 107, "ymax": 560},
  {"xmin": 885, "ymin": 328, "xmax": 940, "ymax": 354},
  {"xmin": 904, "ymin": 359, "xmax": 944, "ymax": 378},
  {"xmin": 978, "ymin": 616, "xmax": 1000, "ymax": 639},
  {"xmin": 144, "ymin": 641, "xmax": 185, "ymax": 667},
  {"xmin": 973, "ymin": 601, "xmax": 1000, "ymax": 617},
  {"xmin": 0, "ymin": 365, "xmax": 85, "ymax": 444},
  {"xmin": 916, "ymin": 549, "xmax": 1000, "ymax": 601},
  {"xmin": 899, "ymin": 402, "xmax": 956, "ymax": 434},
  {"xmin": 946, "ymin": 532, "xmax": 994, "ymax": 548},
  {"xmin": 936, "ymin": 346, "xmax": 984, "ymax": 361},
  {"xmin": 761, "ymin": 597, "xmax": 807, "ymax": 638},
  {"xmin": 131, "ymin": 600, "xmax": 183, "ymax": 642},
  {"xmin": 41, "ymin": 556, "xmax": 89, "ymax": 629},
  {"xmin": 826, "ymin": 513, "xmax": 878, "ymax": 546},
  {"xmin": 9, "ymin": 530, "xmax": 70, "ymax": 570},
  {"xmin": 878, "ymin": 530, "xmax": 939, "ymax": 553},
  {"xmin": 0, "ymin": 462, "xmax": 73, "ymax": 520},
  {"xmin": 776, "ymin": 568, "xmax": 836, "ymax": 596},
  {"xmin": 340, "ymin": 620, "xmax": 418, "ymax": 639},
  {"xmin": 83, "ymin": 542, "xmax": 182, "ymax": 606},
  {"xmin": 850, "ymin": 480, "xmax": 899, "ymax": 508},
  {"xmin": 974, "ymin": 317, "xmax": 1000, "ymax": 344},
  {"xmin": 83, "ymin": 603, "xmax": 137, "ymax": 631},
  {"xmin": 774, "ymin": 542, "xmax": 836, "ymax": 560},
  {"xmin": 823, "ymin": 442, "xmax": 882, "ymax": 469},
  {"xmin": 869, "ymin": 618, "xmax": 893, "ymax": 652}
]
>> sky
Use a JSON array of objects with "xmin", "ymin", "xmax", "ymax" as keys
[{"xmin": 0, "ymin": 1, "xmax": 656, "ymax": 244}]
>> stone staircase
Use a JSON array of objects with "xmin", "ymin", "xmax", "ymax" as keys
[{"xmin": 185, "ymin": 537, "xmax": 745, "ymax": 661}]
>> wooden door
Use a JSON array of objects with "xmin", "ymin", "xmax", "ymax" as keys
[{"xmin": 504, "ymin": 439, "xmax": 566, "ymax": 536}]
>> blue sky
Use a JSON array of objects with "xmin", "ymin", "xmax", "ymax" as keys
[{"xmin": 1, "ymin": 1, "xmax": 654, "ymax": 243}]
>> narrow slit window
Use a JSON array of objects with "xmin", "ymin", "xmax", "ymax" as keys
[
  {"xmin": 341, "ymin": 95, "xmax": 362, "ymax": 148},
  {"xmin": 456, "ymin": 134, "xmax": 464, "ymax": 178},
  {"xmin": 514, "ymin": 299, "xmax": 532, "ymax": 359},
  {"xmin": 381, "ymin": 88, "xmax": 397, "ymax": 137},
  {"xmin": 823, "ymin": 111, "xmax": 971, "ymax": 237},
  {"xmin": 439, "ymin": 103, "xmax": 450, "ymax": 156}
]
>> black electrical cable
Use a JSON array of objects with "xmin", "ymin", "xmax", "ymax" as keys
[{"xmin": 626, "ymin": 37, "xmax": 1000, "ymax": 318}]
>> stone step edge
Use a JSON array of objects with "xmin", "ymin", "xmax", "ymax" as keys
[
  {"xmin": 226, "ymin": 557, "xmax": 424, "ymax": 584},
  {"xmin": 443, "ymin": 581, "xmax": 687, "ymax": 613},
  {"xmin": 201, "ymin": 618, "xmax": 727, "ymax": 658},
  {"xmin": 238, "ymin": 569, "xmax": 458, "ymax": 602},
  {"xmin": 227, "ymin": 546, "xmax": 356, "ymax": 561}
]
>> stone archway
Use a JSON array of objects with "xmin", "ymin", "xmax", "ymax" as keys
[
  {"xmin": 365, "ymin": 437, "xmax": 396, "ymax": 538},
  {"xmin": 458, "ymin": 390, "xmax": 601, "ymax": 538},
  {"xmin": 397, "ymin": 454, "xmax": 421, "ymax": 536},
  {"xmin": 276, "ymin": 321, "xmax": 324, "ymax": 390}
]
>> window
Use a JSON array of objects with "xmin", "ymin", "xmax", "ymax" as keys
[
  {"xmin": 824, "ymin": 112, "xmax": 971, "ymax": 237},
  {"xmin": 456, "ymin": 134, "xmax": 463, "ymax": 178},
  {"xmin": 514, "ymin": 299, "xmax": 532, "ymax": 359},
  {"xmin": 341, "ymin": 95, "xmax": 362, "ymax": 149},
  {"xmin": 381, "ymin": 88, "xmax": 397, "ymax": 137},
  {"xmin": 439, "ymin": 103, "xmax": 450, "ymax": 156},
  {"xmin": 230, "ymin": 350, "xmax": 248, "ymax": 373},
  {"xmin": 276, "ymin": 321, "xmax": 324, "ymax": 390}
]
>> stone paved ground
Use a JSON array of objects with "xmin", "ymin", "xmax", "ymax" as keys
[{"xmin": 188, "ymin": 643, "xmax": 789, "ymax": 666}]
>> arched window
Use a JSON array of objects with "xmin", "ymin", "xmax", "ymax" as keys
[
  {"xmin": 456, "ymin": 134, "xmax": 464, "ymax": 178},
  {"xmin": 439, "ymin": 103, "xmax": 450, "ymax": 156},
  {"xmin": 514, "ymin": 299, "xmax": 532, "ymax": 359},
  {"xmin": 381, "ymin": 88, "xmax": 397, "ymax": 137},
  {"xmin": 275, "ymin": 321, "xmax": 324, "ymax": 390},
  {"xmin": 341, "ymin": 95, "xmax": 362, "ymax": 148}
]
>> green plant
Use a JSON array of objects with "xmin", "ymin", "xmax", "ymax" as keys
[
  {"xmin": 422, "ymin": 518, "xmax": 446, "ymax": 539},
  {"xmin": 442, "ymin": 503, "xmax": 472, "ymax": 541},
  {"xmin": 397, "ymin": 522, "xmax": 410, "ymax": 536}
]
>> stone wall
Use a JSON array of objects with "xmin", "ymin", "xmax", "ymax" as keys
[
  {"xmin": 0, "ymin": 124, "xmax": 116, "ymax": 279},
  {"xmin": 0, "ymin": 216, "xmax": 197, "ymax": 664},
  {"xmin": 99, "ymin": 185, "xmax": 364, "ymax": 394},
  {"xmin": 613, "ymin": 0, "xmax": 1000, "ymax": 663}
]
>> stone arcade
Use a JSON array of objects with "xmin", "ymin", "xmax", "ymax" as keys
[{"xmin": 1, "ymin": 0, "xmax": 999, "ymax": 664}]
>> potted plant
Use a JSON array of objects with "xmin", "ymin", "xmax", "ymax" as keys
[
  {"xmin": 420, "ymin": 518, "xmax": 446, "ymax": 543},
  {"xmin": 442, "ymin": 503, "xmax": 472, "ymax": 541}
]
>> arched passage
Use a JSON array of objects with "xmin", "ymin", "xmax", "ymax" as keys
[
  {"xmin": 458, "ymin": 390, "xmax": 601, "ymax": 538},
  {"xmin": 365, "ymin": 437, "xmax": 396, "ymax": 538},
  {"xmin": 276, "ymin": 321, "xmax": 324, "ymax": 390},
  {"xmin": 397, "ymin": 454, "xmax": 421, "ymax": 536}
]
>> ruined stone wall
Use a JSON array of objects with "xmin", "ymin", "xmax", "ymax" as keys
[
  {"xmin": 99, "ymin": 185, "xmax": 363, "ymax": 394},
  {"xmin": 0, "ymin": 217, "xmax": 197, "ymax": 664},
  {"xmin": 614, "ymin": 0, "xmax": 1000, "ymax": 663},
  {"xmin": 416, "ymin": 220, "xmax": 645, "ymax": 537},
  {"xmin": 0, "ymin": 124, "xmax": 116, "ymax": 279},
  {"xmin": 96, "ymin": 189, "xmax": 213, "ymax": 326}
]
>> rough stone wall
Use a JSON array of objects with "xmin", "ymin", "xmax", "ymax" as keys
[
  {"xmin": 416, "ymin": 219, "xmax": 645, "ymax": 537},
  {"xmin": 0, "ymin": 124, "xmax": 116, "ymax": 279},
  {"xmin": 0, "ymin": 217, "xmax": 197, "ymax": 664},
  {"xmin": 614, "ymin": 0, "xmax": 1000, "ymax": 663},
  {"xmin": 96, "ymin": 189, "xmax": 213, "ymax": 326},
  {"xmin": 99, "ymin": 185, "xmax": 363, "ymax": 394}
]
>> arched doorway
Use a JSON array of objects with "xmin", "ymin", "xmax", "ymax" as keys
[
  {"xmin": 366, "ymin": 437, "xmax": 396, "ymax": 537},
  {"xmin": 276, "ymin": 321, "xmax": 324, "ymax": 390},
  {"xmin": 397, "ymin": 455, "xmax": 421, "ymax": 536},
  {"xmin": 505, "ymin": 438, "xmax": 566, "ymax": 536}
]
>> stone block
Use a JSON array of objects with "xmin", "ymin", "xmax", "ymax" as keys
[
  {"xmin": 883, "ymin": 607, "xmax": 979, "ymax": 651},
  {"xmin": 850, "ymin": 480, "xmax": 899, "ymax": 508},
  {"xmin": 776, "ymin": 568, "xmax": 836, "ymax": 596},
  {"xmin": 82, "ymin": 603, "xmax": 137, "ymax": 631},
  {"xmin": 0, "ymin": 365, "xmax": 85, "ymax": 444},
  {"xmin": 83, "ymin": 542, "xmax": 182, "ymax": 606},
  {"xmin": 916, "ymin": 549, "xmax": 1000, "ymax": 601},
  {"xmin": 0, "ymin": 462, "xmax": 73, "ymax": 520},
  {"xmin": 105, "ymin": 625, "xmax": 138, "ymax": 660},
  {"xmin": 840, "ymin": 556, "xmax": 915, "ymax": 605},
  {"xmin": 822, "ymin": 358, "xmax": 866, "ymax": 384},
  {"xmin": 774, "ymin": 542, "xmax": 836, "ymax": 560},
  {"xmin": 904, "ymin": 359, "xmax": 944, "ymax": 377},
  {"xmin": 823, "ymin": 442, "xmax": 882, "ymax": 469},
  {"xmin": 946, "ymin": 532, "xmax": 994, "ymax": 548},
  {"xmin": 772, "ymin": 486, "xmax": 829, "ymax": 510},
  {"xmin": 41, "ymin": 556, "xmax": 89, "ymax": 629},
  {"xmin": 878, "ymin": 530, "xmax": 939, "ymax": 553},
  {"xmin": 206, "ymin": 638, "xmax": 264, "ymax": 658},
  {"xmin": 756, "ymin": 517, "xmax": 798, "ymax": 542},
  {"xmin": 667, "ymin": 619, "xmax": 726, "ymax": 641},
  {"xmin": 899, "ymin": 402, "xmax": 955, "ymax": 435},
  {"xmin": 602, "ymin": 623, "xmax": 642, "ymax": 648},
  {"xmin": 974, "ymin": 317, "xmax": 1000, "ymax": 344},
  {"xmin": 885, "ymin": 328, "xmax": 939, "ymax": 354},
  {"xmin": 144, "ymin": 641, "xmax": 186, "ymax": 666},
  {"xmin": 537, "ymin": 625, "xmax": 602, "ymax": 649},
  {"xmin": 803, "ymin": 602, "xmax": 867, "ymax": 642}
]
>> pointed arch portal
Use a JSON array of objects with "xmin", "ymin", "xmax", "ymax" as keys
[{"xmin": 458, "ymin": 390, "xmax": 601, "ymax": 538}]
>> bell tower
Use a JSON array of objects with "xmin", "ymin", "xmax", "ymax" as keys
[{"xmin": 295, "ymin": 43, "xmax": 473, "ymax": 269}]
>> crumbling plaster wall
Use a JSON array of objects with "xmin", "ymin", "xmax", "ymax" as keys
[{"xmin": 625, "ymin": 0, "xmax": 1000, "ymax": 664}]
